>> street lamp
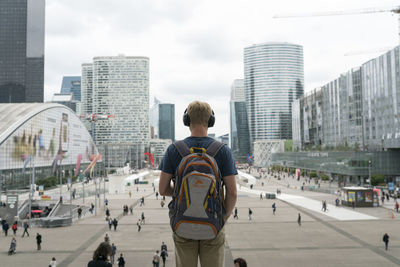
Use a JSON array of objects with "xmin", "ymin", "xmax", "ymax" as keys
[{"xmin": 368, "ymin": 160, "xmax": 372, "ymax": 188}]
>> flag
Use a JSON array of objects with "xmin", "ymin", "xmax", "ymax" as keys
[
  {"xmin": 22, "ymin": 155, "xmax": 31, "ymax": 175},
  {"xmin": 75, "ymin": 154, "xmax": 82, "ymax": 176}
]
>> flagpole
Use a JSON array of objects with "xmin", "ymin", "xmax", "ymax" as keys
[{"xmin": 29, "ymin": 156, "xmax": 32, "ymax": 228}]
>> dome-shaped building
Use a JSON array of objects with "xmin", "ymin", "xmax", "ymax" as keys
[{"xmin": 0, "ymin": 103, "xmax": 100, "ymax": 190}]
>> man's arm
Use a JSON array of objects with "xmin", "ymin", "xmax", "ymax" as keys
[
  {"xmin": 223, "ymin": 175, "xmax": 237, "ymax": 220},
  {"xmin": 159, "ymin": 171, "xmax": 174, "ymax": 196}
]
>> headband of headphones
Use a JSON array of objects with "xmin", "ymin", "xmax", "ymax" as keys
[{"xmin": 183, "ymin": 108, "xmax": 215, "ymax": 128}]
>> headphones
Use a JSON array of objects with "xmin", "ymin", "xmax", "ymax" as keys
[{"xmin": 183, "ymin": 108, "xmax": 215, "ymax": 128}]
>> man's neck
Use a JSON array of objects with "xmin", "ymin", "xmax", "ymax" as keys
[{"xmin": 190, "ymin": 125, "xmax": 208, "ymax": 137}]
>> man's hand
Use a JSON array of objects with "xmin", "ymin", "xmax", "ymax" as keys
[{"xmin": 159, "ymin": 172, "xmax": 174, "ymax": 196}]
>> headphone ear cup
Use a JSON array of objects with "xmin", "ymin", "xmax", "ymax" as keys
[
  {"xmin": 208, "ymin": 114, "xmax": 215, "ymax": 128},
  {"xmin": 183, "ymin": 113, "xmax": 190, "ymax": 126}
]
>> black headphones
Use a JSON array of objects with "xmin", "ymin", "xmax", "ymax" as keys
[{"xmin": 183, "ymin": 108, "xmax": 215, "ymax": 128}]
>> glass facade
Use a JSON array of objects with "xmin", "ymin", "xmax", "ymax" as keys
[
  {"xmin": 89, "ymin": 56, "xmax": 150, "ymax": 145},
  {"xmin": 0, "ymin": 0, "xmax": 45, "ymax": 103},
  {"xmin": 81, "ymin": 64, "xmax": 93, "ymax": 115},
  {"xmin": 61, "ymin": 76, "xmax": 81, "ymax": 101},
  {"xmin": 244, "ymin": 42, "xmax": 304, "ymax": 144},
  {"xmin": 159, "ymin": 104, "xmax": 175, "ymax": 141},
  {"xmin": 0, "ymin": 103, "xmax": 98, "ymax": 189}
]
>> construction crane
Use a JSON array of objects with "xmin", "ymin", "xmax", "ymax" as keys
[
  {"xmin": 274, "ymin": 6, "xmax": 400, "ymax": 43},
  {"xmin": 79, "ymin": 113, "xmax": 115, "ymax": 141}
]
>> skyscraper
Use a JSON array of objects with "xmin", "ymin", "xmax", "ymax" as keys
[
  {"xmin": 61, "ymin": 76, "xmax": 81, "ymax": 101},
  {"xmin": 150, "ymin": 99, "xmax": 175, "ymax": 141},
  {"xmin": 230, "ymin": 79, "xmax": 251, "ymax": 162},
  {"xmin": 244, "ymin": 42, "xmax": 304, "ymax": 145},
  {"xmin": 81, "ymin": 55, "xmax": 150, "ymax": 144},
  {"xmin": 81, "ymin": 64, "xmax": 93, "ymax": 115},
  {"xmin": 0, "ymin": 0, "xmax": 45, "ymax": 103}
]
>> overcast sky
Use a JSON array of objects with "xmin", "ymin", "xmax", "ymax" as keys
[{"xmin": 44, "ymin": 0, "xmax": 400, "ymax": 139}]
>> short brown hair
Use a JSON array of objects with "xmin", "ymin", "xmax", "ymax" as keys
[
  {"xmin": 93, "ymin": 242, "xmax": 112, "ymax": 261},
  {"xmin": 187, "ymin": 101, "xmax": 212, "ymax": 127}
]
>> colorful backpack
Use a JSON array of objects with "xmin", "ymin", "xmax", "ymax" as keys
[{"xmin": 169, "ymin": 140, "xmax": 226, "ymax": 240}]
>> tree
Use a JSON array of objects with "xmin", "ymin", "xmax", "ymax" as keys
[{"xmin": 371, "ymin": 174, "xmax": 385, "ymax": 186}]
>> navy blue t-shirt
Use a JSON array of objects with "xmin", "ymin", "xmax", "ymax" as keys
[{"xmin": 159, "ymin": 137, "xmax": 238, "ymax": 178}]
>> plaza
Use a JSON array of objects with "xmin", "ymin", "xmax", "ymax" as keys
[{"xmin": 0, "ymin": 171, "xmax": 399, "ymax": 267}]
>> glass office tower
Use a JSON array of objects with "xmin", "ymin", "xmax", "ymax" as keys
[
  {"xmin": 0, "ymin": 0, "xmax": 45, "ymax": 103},
  {"xmin": 244, "ymin": 42, "xmax": 304, "ymax": 145}
]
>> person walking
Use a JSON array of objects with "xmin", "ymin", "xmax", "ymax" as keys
[
  {"xmin": 160, "ymin": 248, "xmax": 168, "ymax": 267},
  {"xmin": 141, "ymin": 212, "xmax": 145, "ymax": 224},
  {"xmin": 272, "ymin": 202, "xmax": 276, "ymax": 215},
  {"xmin": 156, "ymin": 192, "xmax": 159, "ymax": 200},
  {"xmin": 77, "ymin": 206, "xmax": 82, "ymax": 219},
  {"xmin": 153, "ymin": 250, "xmax": 160, "ymax": 267},
  {"xmin": 233, "ymin": 207, "xmax": 238, "ymax": 219},
  {"xmin": 117, "ymin": 253, "xmax": 125, "ymax": 267},
  {"xmin": 248, "ymin": 208, "xmax": 253, "ymax": 221},
  {"xmin": 112, "ymin": 218, "xmax": 118, "ymax": 231},
  {"xmin": 106, "ymin": 208, "xmax": 110, "ymax": 217},
  {"xmin": 49, "ymin": 257, "xmax": 57, "ymax": 267},
  {"xmin": 260, "ymin": 193, "xmax": 263, "ymax": 200},
  {"xmin": 104, "ymin": 234, "xmax": 110, "ymax": 243},
  {"xmin": 395, "ymin": 201, "xmax": 399, "ymax": 213},
  {"xmin": 90, "ymin": 203, "xmax": 94, "ymax": 214},
  {"xmin": 87, "ymin": 242, "xmax": 112, "ymax": 267},
  {"xmin": 108, "ymin": 218, "xmax": 112, "ymax": 230},
  {"xmin": 383, "ymin": 233, "xmax": 389, "ymax": 250},
  {"xmin": 111, "ymin": 243, "xmax": 117, "ymax": 264},
  {"xmin": 36, "ymin": 233, "xmax": 42, "ymax": 250},
  {"xmin": 297, "ymin": 213, "xmax": 301, "ymax": 226},
  {"xmin": 22, "ymin": 221, "xmax": 29, "ymax": 237},
  {"xmin": 130, "ymin": 206, "xmax": 133, "ymax": 215},
  {"xmin": 8, "ymin": 237, "xmax": 16, "ymax": 255},
  {"xmin": 3, "ymin": 221, "xmax": 9, "ymax": 236},
  {"xmin": 11, "ymin": 221, "xmax": 17, "ymax": 235},
  {"xmin": 137, "ymin": 219, "xmax": 142, "ymax": 232},
  {"xmin": 140, "ymin": 196, "xmax": 145, "ymax": 206}
]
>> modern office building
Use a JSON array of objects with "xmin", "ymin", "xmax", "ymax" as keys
[
  {"xmin": 51, "ymin": 93, "xmax": 78, "ymax": 112},
  {"xmin": 216, "ymin": 134, "xmax": 229, "ymax": 145},
  {"xmin": 244, "ymin": 42, "xmax": 304, "ymax": 144},
  {"xmin": 149, "ymin": 139, "xmax": 172, "ymax": 167},
  {"xmin": 80, "ymin": 64, "xmax": 93, "ymax": 116},
  {"xmin": 293, "ymin": 46, "xmax": 400, "ymax": 152},
  {"xmin": 61, "ymin": 76, "xmax": 81, "ymax": 101},
  {"xmin": 0, "ymin": 103, "xmax": 99, "ymax": 190},
  {"xmin": 0, "ymin": 0, "xmax": 45, "ymax": 103},
  {"xmin": 150, "ymin": 99, "xmax": 175, "ymax": 141},
  {"xmin": 230, "ymin": 79, "xmax": 251, "ymax": 162},
  {"xmin": 81, "ymin": 55, "xmax": 150, "ymax": 145}
]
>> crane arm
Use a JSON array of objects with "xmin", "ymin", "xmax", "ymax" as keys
[{"xmin": 274, "ymin": 6, "xmax": 400, "ymax": 19}]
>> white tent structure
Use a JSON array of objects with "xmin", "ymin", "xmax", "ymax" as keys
[{"xmin": 237, "ymin": 170, "xmax": 257, "ymax": 185}]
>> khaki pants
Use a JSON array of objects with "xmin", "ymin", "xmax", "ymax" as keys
[{"xmin": 173, "ymin": 227, "xmax": 225, "ymax": 267}]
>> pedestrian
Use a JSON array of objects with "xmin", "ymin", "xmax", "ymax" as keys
[
  {"xmin": 272, "ymin": 202, "xmax": 276, "ymax": 215},
  {"xmin": 87, "ymin": 242, "xmax": 112, "ymax": 267},
  {"xmin": 107, "ymin": 218, "xmax": 112, "ymax": 230},
  {"xmin": 233, "ymin": 207, "xmax": 238, "ymax": 219},
  {"xmin": 383, "ymin": 233, "xmax": 390, "ymax": 250},
  {"xmin": 36, "ymin": 233, "xmax": 42, "ymax": 250},
  {"xmin": 248, "ymin": 208, "xmax": 253, "ymax": 220},
  {"xmin": 8, "ymin": 237, "xmax": 16, "ymax": 255},
  {"xmin": 160, "ymin": 248, "xmax": 168, "ymax": 267},
  {"xmin": 3, "ymin": 221, "xmax": 9, "ymax": 236},
  {"xmin": 395, "ymin": 201, "xmax": 399, "ymax": 213},
  {"xmin": 137, "ymin": 219, "xmax": 142, "ymax": 232},
  {"xmin": 106, "ymin": 208, "xmax": 110, "ymax": 217},
  {"xmin": 381, "ymin": 195, "xmax": 385, "ymax": 204},
  {"xmin": 90, "ymin": 203, "xmax": 94, "ymax": 214},
  {"xmin": 158, "ymin": 101, "xmax": 238, "ymax": 267},
  {"xmin": 160, "ymin": 200, "xmax": 165, "ymax": 208},
  {"xmin": 156, "ymin": 192, "xmax": 159, "ymax": 200},
  {"xmin": 49, "ymin": 257, "xmax": 57, "ymax": 267},
  {"xmin": 161, "ymin": 241, "xmax": 168, "ymax": 252},
  {"xmin": 140, "ymin": 196, "xmax": 145, "ymax": 206},
  {"xmin": 153, "ymin": 250, "xmax": 160, "ymax": 267},
  {"xmin": 111, "ymin": 243, "xmax": 117, "ymax": 264},
  {"xmin": 335, "ymin": 198, "xmax": 340, "ymax": 207},
  {"xmin": 78, "ymin": 206, "xmax": 82, "ymax": 219},
  {"xmin": 105, "ymin": 199, "xmax": 109, "ymax": 206},
  {"xmin": 117, "ymin": 253, "xmax": 125, "ymax": 267},
  {"xmin": 22, "ymin": 221, "xmax": 29, "ymax": 237},
  {"xmin": 130, "ymin": 206, "xmax": 133, "ymax": 215},
  {"xmin": 234, "ymin": 257, "xmax": 247, "ymax": 267},
  {"xmin": 260, "ymin": 193, "xmax": 263, "ymax": 200},
  {"xmin": 386, "ymin": 194, "xmax": 390, "ymax": 201},
  {"xmin": 104, "ymin": 233, "xmax": 110, "ymax": 243},
  {"xmin": 112, "ymin": 218, "xmax": 118, "ymax": 231},
  {"xmin": 141, "ymin": 212, "xmax": 145, "ymax": 224},
  {"xmin": 297, "ymin": 213, "xmax": 301, "ymax": 226},
  {"xmin": 12, "ymin": 221, "xmax": 17, "ymax": 235}
]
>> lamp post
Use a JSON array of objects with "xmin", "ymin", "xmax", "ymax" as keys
[{"xmin": 368, "ymin": 160, "xmax": 372, "ymax": 188}]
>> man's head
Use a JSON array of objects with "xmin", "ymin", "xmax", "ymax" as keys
[{"xmin": 183, "ymin": 101, "xmax": 214, "ymax": 128}]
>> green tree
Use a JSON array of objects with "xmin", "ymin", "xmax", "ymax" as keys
[{"xmin": 371, "ymin": 174, "xmax": 385, "ymax": 186}]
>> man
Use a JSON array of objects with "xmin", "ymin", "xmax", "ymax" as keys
[
  {"xmin": 153, "ymin": 250, "xmax": 161, "ymax": 267},
  {"xmin": 111, "ymin": 243, "xmax": 117, "ymax": 264},
  {"xmin": 117, "ymin": 253, "xmax": 125, "ymax": 267},
  {"xmin": 297, "ymin": 213, "xmax": 302, "ymax": 226},
  {"xmin": 383, "ymin": 233, "xmax": 389, "ymax": 250},
  {"xmin": 233, "ymin": 207, "xmax": 238, "ymax": 219},
  {"xmin": 36, "ymin": 233, "xmax": 42, "ymax": 250},
  {"xmin": 112, "ymin": 218, "xmax": 118, "ymax": 231},
  {"xmin": 3, "ymin": 221, "xmax": 9, "ymax": 236},
  {"xmin": 272, "ymin": 202, "xmax": 276, "ymax": 215},
  {"xmin": 22, "ymin": 221, "xmax": 29, "ymax": 237},
  {"xmin": 248, "ymin": 208, "xmax": 253, "ymax": 221},
  {"xmin": 159, "ymin": 101, "xmax": 237, "ymax": 267}
]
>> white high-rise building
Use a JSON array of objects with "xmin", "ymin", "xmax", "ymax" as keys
[
  {"xmin": 81, "ymin": 63, "xmax": 93, "ymax": 115},
  {"xmin": 81, "ymin": 55, "xmax": 150, "ymax": 144}
]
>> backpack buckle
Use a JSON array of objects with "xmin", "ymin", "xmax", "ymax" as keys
[{"xmin": 189, "ymin": 147, "xmax": 207, "ymax": 154}]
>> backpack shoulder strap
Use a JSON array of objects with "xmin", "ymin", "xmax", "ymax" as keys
[
  {"xmin": 206, "ymin": 140, "xmax": 226, "ymax": 157},
  {"xmin": 173, "ymin": 140, "xmax": 190, "ymax": 157}
]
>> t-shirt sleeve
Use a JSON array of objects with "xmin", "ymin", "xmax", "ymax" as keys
[
  {"xmin": 158, "ymin": 144, "xmax": 175, "ymax": 174},
  {"xmin": 218, "ymin": 145, "xmax": 238, "ymax": 177}
]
